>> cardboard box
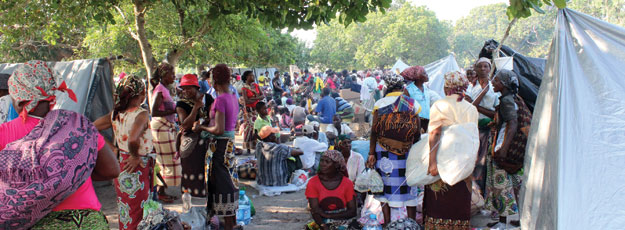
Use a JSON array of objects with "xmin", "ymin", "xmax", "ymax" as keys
[
  {"xmin": 351, "ymin": 102, "xmax": 367, "ymax": 123},
  {"xmin": 349, "ymin": 122, "xmax": 370, "ymax": 138},
  {"xmin": 340, "ymin": 89, "xmax": 360, "ymax": 101}
]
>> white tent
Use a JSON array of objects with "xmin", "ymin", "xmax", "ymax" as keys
[
  {"xmin": 391, "ymin": 59, "xmax": 410, "ymax": 74},
  {"xmin": 423, "ymin": 54, "xmax": 460, "ymax": 98},
  {"xmin": 391, "ymin": 54, "xmax": 460, "ymax": 97},
  {"xmin": 520, "ymin": 9, "xmax": 625, "ymax": 229}
]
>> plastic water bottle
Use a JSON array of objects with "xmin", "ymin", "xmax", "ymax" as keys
[
  {"xmin": 182, "ymin": 190, "xmax": 192, "ymax": 213},
  {"xmin": 362, "ymin": 214, "xmax": 382, "ymax": 230},
  {"xmin": 237, "ymin": 190, "xmax": 251, "ymax": 225}
]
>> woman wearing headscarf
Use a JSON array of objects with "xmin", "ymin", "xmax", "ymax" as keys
[
  {"xmin": 193, "ymin": 64, "xmax": 240, "ymax": 230},
  {"xmin": 467, "ymin": 57, "xmax": 499, "ymax": 195},
  {"xmin": 241, "ymin": 70, "xmax": 264, "ymax": 155},
  {"xmin": 484, "ymin": 70, "xmax": 525, "ymax": 228},
  {"xmin": 94, "ymin": 75, "xmax": 154, "ymax": 229},
  {"xmin": 402, "ymin": 66, "xmax": 441, "ymax": 132},
  {"xmin": 366, "ymin": 74, "xmax": 421, "ymax": 225},
  {"xmin": 424, "ymin": 71, "xmax": 478, "ymax": 230},
  {"xmin": 306, "ymin": 150, "xmax": 359, "ymax": 230},
  {"xmin": 175, "ymin": 74, "xmax": 208, "ymax": 197},
  {"xmin": 0, "ymin": 60, "xmax": 119, "ymax": 229},
  {"xmin": 149, "ymin": 63, "xmax": 181, "ymax": 201}
]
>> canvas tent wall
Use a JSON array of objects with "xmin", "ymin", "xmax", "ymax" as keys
[
  {"xmin": 0, "ymin": 59, "xmax": 114, "ymax": 139},
  {"xmin": 391, "ymin": 54, "xmax": 460, "ymax": 98},
  {"xmin": 520, "ymin": 9, "xmax": 625, "ymax": 229}
]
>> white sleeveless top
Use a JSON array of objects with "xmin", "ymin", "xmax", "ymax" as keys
[{"xmin": 112, "ymin": 107, "xmax": 153, "ymax": 155}]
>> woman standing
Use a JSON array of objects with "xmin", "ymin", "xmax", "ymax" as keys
[
  {"xmin": 306, "ymin": 150, "xmax": 359, "ymax": 230},
  {"xmin": 402, "ymin": 66, "xmax": 441, "ymax": 132},
  {"xmin": 0, "ymin": 60, "xmax": 119, "ymax": 229},
  {"xmin": 467, "ymin": 57, "xmax": 499, "ymax": 195},
  {"xmin": 424, "ymin": 71, "xmax": 478, "ymax": 230},
  {"xmin": 95, "ymin": 75, "xmax": 153, "ymax": 229},
  {"xmin": 175, "ymin": 74, "xmax": 208, "ymax": 197},
  {"xmin": 149, "ymin": 63, "xmax": 182, "ymax": 201},
  {"xmin": 241, "ymin": 71, "xmax": 264, "ymax": 155},
  {"xmin": 366, "ymin": 74, "xmax": 421, "ymax": 225},
  {"xmin": 194, "ymin": 64, "xmax": 240, "ymax": 230},
  {"xmin": 485, "ymin": 70, "xmax": 523, "ymax": 228}
]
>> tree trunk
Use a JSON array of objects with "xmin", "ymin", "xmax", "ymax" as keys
[
  {"xmin": 165, "ymin": 48, "xmax": 184, "ymax": 67},
  {"xmin": 488, "ymin": 17, "xmax": 518, "ymax": 79},
  {"xmin": 133, "ymin": 0, "xmax": 156, "ymax": 81}
]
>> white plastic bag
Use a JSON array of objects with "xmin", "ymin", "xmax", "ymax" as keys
[
  {"xmin": 354, "ymin": 169, "xmax": 384, "ymax": 193},
  {"xmin": 290, "ymin": 169, "xmax": 308, "ymax": 186},
  {"xmin": 369, "ymin": 170, "xmax": 384, "ymax": 194},
  {"xmin": 179, "ymin": 207, "xmax": 208, "ymax": 230},
  {"xmin": 355, "ymin": 169, "xmax": 372, "ymax": 193},
  {"xmin": 406, "ymin": 134, "xmax": 440, "ymax": 186},
  {"xmin": 358, "ymin": 195, "xmax": 383, "ymax": 225},
  {"xmin": 436, "ymin": 123, "xmax": 479, "ymax": 186}
]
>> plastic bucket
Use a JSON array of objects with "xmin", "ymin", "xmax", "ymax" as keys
[{"xmin": 495, "ymin": 57, "xmax": 514, "ymax": 70}]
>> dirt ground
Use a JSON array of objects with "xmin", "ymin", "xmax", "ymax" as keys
[
  {"xmin": 95, "ymin": 180, "xmax": 310, "ymax": 230},
  {"xmin": 95, "ymin": 135, "xmax": 312, "ymax": 230},
  {"xmin": 94, "ymin": 134, "xmax": 517, "ymax": 229}
]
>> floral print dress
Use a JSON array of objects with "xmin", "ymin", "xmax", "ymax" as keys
[{"xmin": 112, "ymin": 107, "xmax": 154, "ymax": 230}]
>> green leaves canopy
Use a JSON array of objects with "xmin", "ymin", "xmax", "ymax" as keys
[{"xmin": 311, "ymin": 3, "xmax": 451, "ymax": 69}]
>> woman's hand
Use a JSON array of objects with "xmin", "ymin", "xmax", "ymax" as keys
[
  {"xmin": 427, "ymin": 161, "xmax": 439, "ymax": 176},
  {"xmin": 123, "ymin": 155, "xmax": 144, "ymax": 173},
  {"xmin": 366, "ymin": 154, "xmax": 377, "ymax": 169},
  {"xmin": 192, "ymin": 121, "xmax": 203, "ymax": 133}
]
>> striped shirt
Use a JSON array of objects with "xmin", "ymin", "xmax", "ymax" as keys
[{"xmin": 255, "ymin": 141, "xmax": 292, "ymax": 186}]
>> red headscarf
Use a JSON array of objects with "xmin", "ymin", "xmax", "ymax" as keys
[{"xmin": 400, "ymin": 66, "xmax": 426, "ymax": 82}]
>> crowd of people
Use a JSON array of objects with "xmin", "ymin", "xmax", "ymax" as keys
[{"xmin": 0, "ymin": 56, "xmax": 531, "ymax": 230}]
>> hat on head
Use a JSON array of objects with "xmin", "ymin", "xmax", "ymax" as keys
[
  {"xmin": 302, "ymin": 125, "xmax": 315, "ymax": 135},
  {"xmin": 0, "ymin": 73, "xmax": 9, "ymax": 90},
  {"xmin": 286, "ymin": 98, "xmax": 293, "ymax": 105},
  {"xmin": 179, "ymin": 74, "xmax": 199, "ymax": 87},
  {"xmin": 258, "ymin": 126, "xmax": 279, "ymax": 139}
]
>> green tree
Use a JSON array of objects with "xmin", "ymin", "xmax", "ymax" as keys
[
  {"xmin": 451, "ymin": 3, "xmax": 556, "ymax": 67},
  {"xmin": 0, "ymin": 0, "xmax": 117, "ymax": 62},
  {"xmin": 1, "ymin": 0, "xmax": 392, "ymax": 79},
  {"xmin": 452, "ymin": 0, "xmax": 622, "ymax": 68},
  {"xmin": 311, "ymin": 3, "xmax": 451, "ymax": 69}
]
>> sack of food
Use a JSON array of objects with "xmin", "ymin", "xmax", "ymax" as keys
[
  {"xmin": 436, "ymin": 123, "xmax": 479, "ymax": 186},
  {"xmin": 406, "ymin": 134, "xmax": 440, "ymax": 187}
]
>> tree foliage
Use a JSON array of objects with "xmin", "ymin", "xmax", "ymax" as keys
[
  {"xmin": 452, "ymin": 0, "xmax": 625, "ymax": 68},
  {"xmin": 311, "ymin": 3, "xmax": 451, "ymax": 69},
  {"xmin": 451, "ymin": 3, "xmax": 556, "ymax": 67},
  {"xmin": 1, "ymin": 0, "xmax": 390, "ymax": 78}
]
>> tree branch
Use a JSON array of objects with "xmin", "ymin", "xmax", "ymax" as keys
[
  {"xmin": 114, "ymin": 5, "xmax": 140, "ymax": 41},
  {"xmin": 488, "ymin": 17, "xmax": 518, "ymax": 79},
  {"xmin": 172, "ymin": 0, "xmax": 187, "ymax": 38}
]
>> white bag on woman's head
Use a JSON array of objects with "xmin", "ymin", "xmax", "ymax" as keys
[
  {"xmin": 436, "ymin": 123, "xmax": 479, "ymax": 186},
  {"xmin": 406, "ymin": 134, "xmax": 440, "ymax": 187}
]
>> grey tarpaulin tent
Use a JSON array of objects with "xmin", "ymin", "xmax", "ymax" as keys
[
  {"xmin": 0, "ymin": 59, "xmax": 114, "ymax": 139},
  {"xmin": 520, "ymin": 9, "xmax": 625, "ymax": 229}
]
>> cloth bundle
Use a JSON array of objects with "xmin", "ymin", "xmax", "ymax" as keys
[
  {"xmin": 406, "ymin": 123, "xmax": 479, "ymax": 186},
  {"xmin": 0, "ymin": 110, "xmax": 99, "ymax": 229}
]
